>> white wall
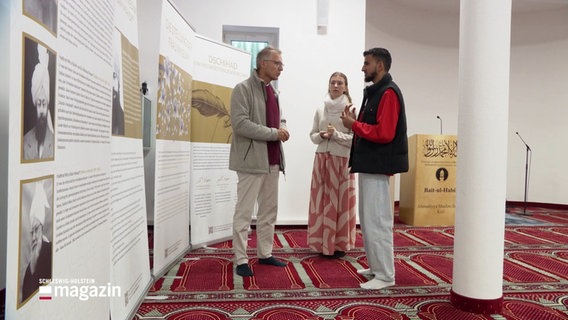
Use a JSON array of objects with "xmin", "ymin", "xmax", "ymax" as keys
[
  {"xmin": 171, "ymin": 0, "xmax": 366, "ymax": 224},
  {"xmin": 156, "ymin": 0, "xmax": 566, "ymax": 225},
  {"xmin": 365, "ymin": 0, "xmax": 568, "ymax": 206},
  {"xmin": 508, "ymin": 40, "xmax": 568, "ymax": 204}
]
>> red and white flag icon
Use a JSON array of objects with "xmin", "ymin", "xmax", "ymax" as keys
[{"xmin": 39, "ymin": 286, "xmax": 52, "ymax": 300}]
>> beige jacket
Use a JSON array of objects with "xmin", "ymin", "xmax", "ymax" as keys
[{"xmin": 229, "ymin": 70, "xmax": 286, "ymax": 174}]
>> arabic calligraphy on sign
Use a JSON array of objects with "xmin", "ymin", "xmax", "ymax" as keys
[{"xmin": 423, "ymin": 139, "xmax": 457, "ymax": 158}]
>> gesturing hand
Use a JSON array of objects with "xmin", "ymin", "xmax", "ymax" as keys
[{"xmin": 340, "ymin": 104, "xmax": 356, "ymax": 129}]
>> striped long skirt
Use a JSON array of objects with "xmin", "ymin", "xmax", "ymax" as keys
[{"xmin": 307, "ymin": 152, "xmax": 357, "ymax": 255}]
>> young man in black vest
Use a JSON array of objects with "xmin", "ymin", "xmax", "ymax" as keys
[{"xmin": 341, "ymin": 47, "xmax": 408, "ymax": 290}]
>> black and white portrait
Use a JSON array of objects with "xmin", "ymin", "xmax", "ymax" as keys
[
  {"xmin": 19, "ymin": 177, "xmax": 53, "ymax": 305},
  {"xmin": 22, "ymin": 36, "xmax": 56, "ymax": 162},
  {"xmin": 112, "ymin": 29, "xmax": 125, "ymax": 136}
]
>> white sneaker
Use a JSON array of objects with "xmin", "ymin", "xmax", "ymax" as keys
[
  {"xmin": 360, "ymin": 278, "xmax": 395, "ymax": 290},
  {"xmin": 356, "ymin": 268, "xmax": 373, "ymax": 276}
]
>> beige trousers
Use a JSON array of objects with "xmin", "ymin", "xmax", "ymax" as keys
[{"xmin": 233, "ymin": 165, "xmax": 280, "ymax": 265}]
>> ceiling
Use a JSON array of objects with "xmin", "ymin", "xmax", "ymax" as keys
[
  {"xmin": 393, "ymin": 0, "xmax": 568, "ymax": 14},
  {"xmin": 367, "ymin": 0, "xmax": 568, "ymax": 47}
]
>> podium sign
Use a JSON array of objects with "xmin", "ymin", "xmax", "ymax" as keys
[{"xmin": 399, "ymin": 134, "xmax": 457, "ymax": 226}]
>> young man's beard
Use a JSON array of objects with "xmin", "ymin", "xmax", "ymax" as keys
[
  {"xmin": 35, "ymin": 115, "xmax": 47, "ymax": 145},
  {"xmin": 364, "ymin": 71, "xmax": 377, "ymax": 83}
]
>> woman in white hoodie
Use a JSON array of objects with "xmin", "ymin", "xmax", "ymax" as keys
[{"xmin": 308, "ymin": 72, "xmax": 357, "ymax": 259}]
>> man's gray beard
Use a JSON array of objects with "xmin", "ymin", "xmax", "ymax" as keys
[{"xmin": 35, "ymin": 115, "xmax": 47, "ymax": 145}]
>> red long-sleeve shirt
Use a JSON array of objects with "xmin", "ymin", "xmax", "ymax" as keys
[{"xmin": 352, "ymin": 88, "xmax": 400, "ymax": 144}]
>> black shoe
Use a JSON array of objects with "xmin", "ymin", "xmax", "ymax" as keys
[
  {"xmin": 333, "ymin": 251, "xmax": 346, "ymax": 258},
  {"xmin": 236, "ymin": 263, "xmax": 254, "ymax": 277},
  {"xmin": 258, "ymin": 256, "xmax": 287, "ymax": 267},
  {"xmin": 320, "ymin": 251, "xmax": 346, "ymax": 259}
]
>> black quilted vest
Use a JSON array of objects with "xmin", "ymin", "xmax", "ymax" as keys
[{"xmin": 349, "ymin": 73, "xmax": 409, "ymax": 174}]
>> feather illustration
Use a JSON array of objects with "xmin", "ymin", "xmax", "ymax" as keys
[
  {"xmin": 191, "ymin": 89, "xmax": 230, "ymax": 119},
  {"xmin": 191, "ymin": 88, "xmax": 232, "ymax": 143}
]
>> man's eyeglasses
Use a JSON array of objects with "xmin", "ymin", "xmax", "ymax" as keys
[{"xmin": 264, "ymin": 59, "xmax": 284, "ymax": 68}]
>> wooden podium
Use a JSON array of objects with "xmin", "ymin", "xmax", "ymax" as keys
[{"xmin": 399, "ymin": 134, "xmax": 457, "ymax": 226}]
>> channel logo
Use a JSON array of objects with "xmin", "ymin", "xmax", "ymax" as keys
[{"xmin": 39, "ymin": 286, "xmax": 52, "ymax": 300}]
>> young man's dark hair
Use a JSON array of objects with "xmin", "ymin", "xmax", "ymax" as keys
[{"xmin": 363, "ymin": 47, "xmax": 392, "ymax": 71}]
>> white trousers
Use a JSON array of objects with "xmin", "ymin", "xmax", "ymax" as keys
[
  {"xmin": 233, "ymin": 166, "xmax": 280, "ymax": 265},
  {"xmin": 358, "ymin": 173, "xmax": 395, "ymax": 282}
]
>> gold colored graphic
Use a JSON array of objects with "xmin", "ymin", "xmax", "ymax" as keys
[
  {"xmin": 121, "ymin": 34, "xmax": 142, "ymax": 138},
  {"xmin": 399, "ymin": 134, "xmax": 457, "ymax": 227},
  {"xmin": 190, "ymin": 81, "xmax": 232, "ymax": 144}
]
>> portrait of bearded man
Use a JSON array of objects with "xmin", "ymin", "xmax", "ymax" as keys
[
  {"xmin": 20, "ymin": 180, "xmax": 53, "ymax": 304},
  {"xmin": 22, "ymin": 40, "xmax": 55, "ymax": 161}
]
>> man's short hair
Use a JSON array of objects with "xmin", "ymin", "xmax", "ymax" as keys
[
  {"xmin": 256, "ymin": 46, "xmax": 282, "ymax": 70},
  {"xmin": 364, "ymin": 47, "xmax": 392, "ymax": 71}
]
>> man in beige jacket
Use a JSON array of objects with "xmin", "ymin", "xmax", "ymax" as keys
[{"xmin": 229, "ymin": 46, "xmax": 289, "ymax": 277}]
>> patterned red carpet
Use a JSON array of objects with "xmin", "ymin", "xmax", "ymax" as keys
[{"xmin": 135, "ymin": 206, "xmax": 568, "ymax": 319}]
